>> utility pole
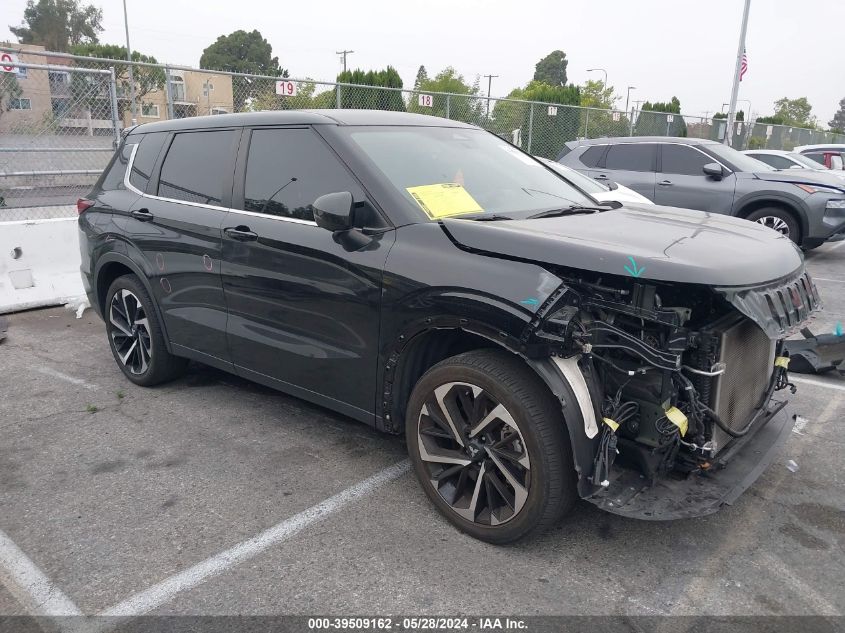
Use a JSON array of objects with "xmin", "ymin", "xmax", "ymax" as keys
[
  {"xmin": 724, "ymin": 0, "xmax": 751, "ymax": 146},
  {"xmin": 625, "ymin": 86, "xmax": 636, "ymax": 114},
  {"xmin": 122, "ymin": 0, "xmax": 136, "ymax": 125},
  {"xmin": 483, "ymin": 74, "xmax": 498, "ymax": 118},
  {"xmin": 336, "ymin": 50, "xmax": 354, "ymax": 73}
]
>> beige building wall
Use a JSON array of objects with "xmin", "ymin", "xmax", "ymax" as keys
[
  {"xmin": 127, "ymin": 70, "xmax": 234, "ymax": 127},
  {"xmin": 0, "ymin": 44, "xmax": 52, "ymax": 134}
]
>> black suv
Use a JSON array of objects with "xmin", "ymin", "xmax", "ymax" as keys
[{"xmin": 80, "ymin": 111, "xmax": 820, "ymax": 543}]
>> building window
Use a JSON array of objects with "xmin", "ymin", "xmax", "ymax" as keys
[
  {"xmin": 211, "ymin": 107, "xmax": 228, "ymax": 115},
  {"xmin": 141, "ymin": 103, "xmax": 160, "ymax": 118},
  {"xmin": 10, "ymin": 98, "xmax": 31, "ymax": 110},
  {"xmin": 169, "ymin": 74, "xmax": 186, "ymax": 102},
  {"xmin": 48, "ymin": 71, "xmax": 69, "ymax": 84},
  {"xmin": 51, "ymin": 97, "xmax": 71, "ymax": 117},
  {"xmin": 17, "ymin": 66, "xmax": 27, "ymax": 79}
]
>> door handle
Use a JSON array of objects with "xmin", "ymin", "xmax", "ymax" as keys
[
  {"xmin": 224, "ymin": 226, "xmax": 259, "ymax": 242},
  {"xmin": 131, "ymin": 207, "xmax": 154, "ymax": 222},
  {"xmin": 594, "ymin": 174, "xmax": 609, "ymax": 180},
  {"xmin": 658, "ymin": 180, "xmax": 673, "ymax": 186}
]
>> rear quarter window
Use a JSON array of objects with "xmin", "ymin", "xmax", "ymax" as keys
[
  {"xmin": 97, "ymin": 142, "xmax": 133, "ymax": 192},
  {"xmin": 128, "ymin": 132, "xmax": 167, "ymax": 192},
  {"xmin": 579, "ymin": 145, "xmax": 606, "ymax": 168}
]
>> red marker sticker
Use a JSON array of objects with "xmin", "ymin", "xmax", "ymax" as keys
[
  {"xmin": 202, "ymin": 254, "xmax": 213, "ymax": 271},
  {"xmin": 155, "ymin": 253, "xmax": 165, "ymax": 271},
  {"xmin": 160, "ymin": 277, "xmax": 172, "ymax": 294}
]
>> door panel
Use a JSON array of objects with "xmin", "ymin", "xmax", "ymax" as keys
[
  {"xmin": 654, "ymin": 144, "xmax": 736, "ymax": 213},
  {"xmin": 221, "ymin": 126, "xmax": 393, "ymax": 416},
  {"xmin": 119, "ymin": 129, "xmax": 239, "ymax": 363}
]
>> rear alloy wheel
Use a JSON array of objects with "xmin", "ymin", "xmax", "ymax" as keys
[
  {"xmin": 105, "ymin": 274, "xmax": 187, "ymax": 386},
  {"xmin": 406, "ymin": 350, "xmax": 576, "ymax": 544},
  {"xmin": 746, "ymin": 207, "xmax": 800, "ymax": 244}
]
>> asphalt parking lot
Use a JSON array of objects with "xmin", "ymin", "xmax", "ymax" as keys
[{"xmin": 1, "ymin": 244, "xmax": 844, "ymax": 624}]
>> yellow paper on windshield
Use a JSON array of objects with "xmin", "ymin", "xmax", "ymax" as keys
[{"xmin": 406, "ymin": 183, "xmax": 483, "ymax": 219}]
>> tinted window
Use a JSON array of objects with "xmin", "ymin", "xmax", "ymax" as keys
[
  {"xmin": 99, "ymin": 142, "xmax": 133, "ymax": 191},
  {"xmin": 579, "ymin": 145, "xmax": 606, "ymax": 168},
  {"xmin": 128, "ymin": 132, "xmax": 167, "ymax": 191},
  {"xmin": 158, "ymin": 130, "xmax": 237, "ymax": 205},
  {"xmin": 661, "ymin": 144, "xmax": 711, "ymax": 176},
  {"xmin": 804, "ymin": 153, "xmax": 825, "ymax": 165},
  {"xmin": 604, "ymin": 144, "xmax": 655, "ymax": 172},
  {"xmin": 242, "ymin": 128, "xmax": 363, "ymax": 222},
  {"xmin": 750, "ymin": 154, "xmax": 792, "ymax": 169}
]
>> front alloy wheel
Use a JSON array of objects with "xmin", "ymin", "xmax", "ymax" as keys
[
  {"xmin": 754, "ymin": 215, "xmax": 791, "ymax": 237},
  {"xmin": 109, "ymin": 289, "xmax": 152, "ymax": 375},
  {"xmin": 407, "ymin": 350, "xmax": 577, "ymax": 543},
  {"xmin": 417, "ymin": 382, "xmax": 531, "ymax": 525}
]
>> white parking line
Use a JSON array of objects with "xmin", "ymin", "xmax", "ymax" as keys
[
  {"xmin": 99, "ymin": 459, "xmax": 411, "ymax": 618},
  {"xmin": 791, "ymin": 375, "xmax": 845, "ymax": 392},
  {"xmin": 812, "ymin": 277, "xmax": 845, "ymax": 284},
  {"xmin": 0, "ymin": 527, "xmax": 82, "ymax": 616},
  {"xmin": 33, "ymin": 365, "xmax": 97, "ymax": 390},
  {"xmin": 759, "ymin": 552, "xmax": 840, "ymax": 615}
]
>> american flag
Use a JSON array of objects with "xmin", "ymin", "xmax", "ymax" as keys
[{"xmin": 740, "ymin": 48, "xmax": 748, "ymax": 82}]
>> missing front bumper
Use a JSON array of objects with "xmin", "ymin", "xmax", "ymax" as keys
[{"xmin": 584, "ymin": 401, "xmax": 794, "ymax": 520}]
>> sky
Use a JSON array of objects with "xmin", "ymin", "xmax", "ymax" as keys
[{"xmin": 3, "ymin": 0, "xmax": 843, "ymax": 125}]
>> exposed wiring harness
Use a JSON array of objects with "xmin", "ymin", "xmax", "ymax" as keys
[{"xmin": 592, "ymin": 385, "xmax": 640, "ymax": 487}]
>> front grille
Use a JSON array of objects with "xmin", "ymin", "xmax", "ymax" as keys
[
  {"xmin": 761, "ymin": 271, "xmax": 819, "ymax": 332},
  {"xmin": 709, "ymin": 318, "xmax": 775, "ymax": 452}
]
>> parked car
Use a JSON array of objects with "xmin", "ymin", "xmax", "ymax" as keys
[
  {"xmin": 743, "ymin": 149, "xmax": 845, "ymax": 181},
  {"xmin": 80, "ymin": 111, "xmax": 819, "ymax": 543},
  {"xmin": 794, "ymin": 144, "xmax": 845, "ymax": 171},
  {"xmin": 558, "ymin": 137, "xmax": 845, "ymax": 248},
  {"xmin": 536, "ymin": 157, "xmax": 653, "ymax": 205}
]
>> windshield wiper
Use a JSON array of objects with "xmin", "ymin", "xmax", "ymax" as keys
[
  {"xmin": 526, "ymin": 202, "xmax": 620, "ymax": 219},
  {"xmin": 465, "ymin": 214, "xmax": 514, "ymax": 221}
]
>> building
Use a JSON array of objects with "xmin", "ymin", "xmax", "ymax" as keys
[{"xmin": 0, "ymin": 44, "xmax": 234, "ymax": 135}]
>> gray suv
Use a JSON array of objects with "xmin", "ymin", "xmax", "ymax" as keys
[{"xmin": 558, "ymin": 137, "xmax": 845, "ymax": 248}]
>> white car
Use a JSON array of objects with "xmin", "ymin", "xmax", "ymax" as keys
[
  {"xmin": 743, "ymin": 149, "xmax": 845, "ymax": 181},
  {"xmin": 537, "ymin": 157, "xmax": 653, "ymax": 205}
]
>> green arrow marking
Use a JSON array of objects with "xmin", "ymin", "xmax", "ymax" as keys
[{"xmin": 624, "ymin": 256, "xmax": 646, "ymax": 278}]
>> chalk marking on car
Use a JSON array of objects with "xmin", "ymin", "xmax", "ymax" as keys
[
  {"xmin": 0, "ymin": 528, "xmax": 82, "ymax": 616},
  {"xmin": 98, "ymin": 460, "xmax": 410, "ymax": 619}
]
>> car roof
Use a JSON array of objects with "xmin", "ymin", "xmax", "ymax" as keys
[
  {"xmin": 743, "ymin": 149, "xmax": 792, "ymax": 156},
  {"xmin": 565, "ymin": 136, "xmax": 719, "ymax": 149},
  {"xmin": 130, "ymin": 109, "xmax": 477, "ymax": 134},
  {"xmin": 794, "ymin": 144, "xmax": 845, "ymax": 152}
]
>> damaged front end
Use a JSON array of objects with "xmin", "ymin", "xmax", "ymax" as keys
[{"xmin": 527, "ymin": 267, "xmax": 822, "ymax": 520}]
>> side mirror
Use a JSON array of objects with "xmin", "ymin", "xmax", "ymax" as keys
[
  {"xmin": 313, "ymin": 191, "xmax": 353, "ymax": 232},
  {"xmin": 703, "ymin": 162, "xmax": 724, "ymax": 179},
  {"xmin": 607, "ymin": 181, "xmax": 619, "ymax": 191}
]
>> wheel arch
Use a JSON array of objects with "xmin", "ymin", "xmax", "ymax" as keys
[
  {"xmin": 734, "ymin": 197, "xmax": 808, "ymax": 242},
  {"xmin": 94, "ymin": 252, "xmax": 173, "ymax": 353}
]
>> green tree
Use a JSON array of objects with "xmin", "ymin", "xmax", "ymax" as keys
[
  {"xmin": 413, "ymin": 65, "xmax": 429, "ymax": 91},
  {"xmin": 490, "ymin": 87, "xmax": 527, "ymax": 139},
  {"xmin": 828, "ymin": 97, "xmax": 845, "ymax": 133},
  {"xmin": 521, "ymin": 80, "xmax": 581, "ymax": 158},
  {"xmin": 9, "ymin": 0, "xmax": 102, "ymax": 51},
  {"xmin": 713, "ymin": 110, "xmax": 744, "ymax": 121},
  {"xmin": 579, "ymin": 79, "xmax": 616, "ymax": 109},
  {"xmin": 0, "ymin": 74, "xmax": 23, "ymax": 120},
  {"xmin": 635, "ymin": 96, "xmax": 687, "ymax": 136},
  {"xmin": 533, "ymin": 50, "xmax": 568, "ymax": 86},
  {"xmin": 407, "ymin": 66, "xmax": 483, "ymax": 123},
  {"xmin": 200, "ymin": 30, "xmax": 288, "ymax": 112},
  {"xmin": 70, "ymin": 43, "xmax": 164, "ymax": 118},
  {"xmin": 771, "ymin": 97, "xmax": 815, "ymax": 128},
  {"xmin": 336, "ymin": 67, "xmax": 404, "ymax": 111}
]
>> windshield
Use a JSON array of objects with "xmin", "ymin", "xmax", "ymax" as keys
[
  {"xmin": 787, "ymin": 152, "xmax": 826, "ymax": 170},
  {"xmin": 704, "ymin": 143, "xmax": 775, "ymax": 172},
  {"xmin": 539, "ymin": 159, "xmax": 609, "ymax": 194},
  {"xmin": 344, "ymin": 127, "xmax": 594, "ymax": 220}
]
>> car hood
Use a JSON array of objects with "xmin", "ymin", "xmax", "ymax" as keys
[
  {"xmin": 440, "ymin": 204, "xmax": 803, "ymax": 286},
  {"xmin": 745, "ymin": 169, "xmax": 845, "ymax": 190}
]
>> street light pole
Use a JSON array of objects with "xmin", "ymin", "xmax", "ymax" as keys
[
  {"xmin": 122, "ymin": 0, "xmax": 136, "ymax": 125},
  {"xmin": 587, "ymin": 67, "xmax": 608, "ymax": 88},
  {"xmin": 483, "ymin": 73, "xmax": 498, "ymax": 118},
  {"xmin": 724, "ymin": 0, "xmax": 751, "ymax": 145},
  {"xmin": 625, "ymin": 86, "xmax": 636, "ymax": 114}
]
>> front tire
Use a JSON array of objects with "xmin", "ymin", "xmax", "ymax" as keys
[
  {"xmin": 746, "ymin": 207, "xmax": 801, "ymax": 244},
  {"xmin": 406, "ymin": 349, "xmax": 577, "ymax": 544},
  {"xmin": 105, "ymin": 274, "xmax": 187, "ymax": 386}
]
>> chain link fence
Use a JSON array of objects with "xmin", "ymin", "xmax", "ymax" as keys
[
  {"xmin": 1, "ymin": 59, "xmax": 119, "ymax": 220},
  {"xmin": 3, "ymin": 45, "xmax": 845, "ymax": 216}
]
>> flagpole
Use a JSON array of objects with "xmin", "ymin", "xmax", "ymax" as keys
[{"xmin": 724, "ymin": 0, "xmax": 751, "ymax": 146}]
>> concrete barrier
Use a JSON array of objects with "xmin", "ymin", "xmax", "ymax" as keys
[{"xmin": 0, "ymin": 208, "xmax": 87, "ymax": 314}]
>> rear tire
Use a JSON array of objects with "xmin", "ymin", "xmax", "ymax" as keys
[
  {"xmin": 406, "ymin": 349, "xmax": 577, "ymax": 544},
  {"xmin": 746, "ymin": 207, "xmax": 801, "ymax": 244},
  {"xmin": 105, "ymin": 274, "xmax": 187, "ymax": 386}
]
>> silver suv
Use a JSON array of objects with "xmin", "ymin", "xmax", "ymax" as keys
[{"xmin": 558, "ymin": 137, "xmax": 845, "ymax": 248}]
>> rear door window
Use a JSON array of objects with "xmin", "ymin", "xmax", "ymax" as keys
[
  {"xmin": 604, "ymin": 144, "xmax": 656, "ymax": 172},
  {"xmin": 660, "ymin": 144, "xmax": 711, "ymax": 175},
  {"xmin": 241, "ymin": 127, "xmax": 364, "ymax": 222},
  {"xmin": 128, "ymin": 132, "xmax": 167, "ymax": 192},
  {"xmin": 158, "ymin": 130, "xmax": 238, "ymax": 206}
]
